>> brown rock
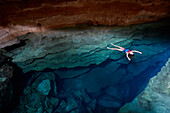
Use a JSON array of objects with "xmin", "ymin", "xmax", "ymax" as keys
[{"xmin": 0, "ymin": 0, "xmax": 169, "ymax": 48}]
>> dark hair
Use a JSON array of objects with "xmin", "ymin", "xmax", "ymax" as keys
[{"xmin": 128, "ymin": 54, "xmax": 135, "ymax": 58}]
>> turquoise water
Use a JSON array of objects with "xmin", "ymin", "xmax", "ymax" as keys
[
  {"xmin": 8, "ymin": 19, "xmax": 170, "ymax": 113},
  {"xmin": 61, "ymin": 35, "xmax": 170, "ymax": 112}
]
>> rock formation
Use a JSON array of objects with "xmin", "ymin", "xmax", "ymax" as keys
[
  {"xmin": 0, "ymin": 1, "xmax": 170, "ymax": 111},
  {"xmin": 3, "ymin": 19, "xmax": 170, "ymax": 74},
  {"xmin": 3, "ymin": 19, "xmax": 169, "ymax": 113},
  {"xmin": 0, "ymin": 53, "xmax": 24, "ymax": 113},
  {"xmin": 0, "ymin": 60, "xmax": 13, "ymax": 112},
  {"xmin": 0, "ymin": 0, "xmax": 169, "ymax": 49},
  {"xmin": 118, "ymin": 58, "xmax": 170, "ymax": 113},
  {"xmin": 13, "ymin": 71, "xmax": 96, "ymax": 113}
]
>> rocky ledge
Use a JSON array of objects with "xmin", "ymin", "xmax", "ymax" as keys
[
  {"xmin": 119, "ymin": 58, "xmax": 170, "ymax": 113},
  {"xmin": 3, "ymin": 19, "xmax": 170, "ymax": 74},
  {"xmin": 0, "ymin": 0, "xmax": 169, "ymax": 49}
]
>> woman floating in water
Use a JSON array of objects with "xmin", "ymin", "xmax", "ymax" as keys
[{"xmin": 107, "ymin": 43, "xmax": 142, "ymax": 61}]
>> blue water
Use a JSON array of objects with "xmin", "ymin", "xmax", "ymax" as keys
[
  {"xmin": 59, "ymin": 28, "xmax": 170, "ymax": 112},
  {"xmin": 15, "ymin": 20, "xmax": 170, "ymax": 113},
  {"xmin": 62, "ymin": 46, "xmax": 170, "ymax": 112}
]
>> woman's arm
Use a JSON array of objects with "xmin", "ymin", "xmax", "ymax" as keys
[
  {"xmin": 126, "ymin": 53, "xmax": 131, "ymax": 61},
  {"xmin": 132, "ymin": 50, "xmax": 142, "ymax": 54}
]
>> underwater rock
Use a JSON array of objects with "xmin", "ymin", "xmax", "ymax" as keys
[
  {"xmin": 55, "ymin": 100, "xmax": 67, "ymax": 113},
  {"xmin": 54, "ymin": 88, "xmax": 96, "ymax": 113},
  {"xmin": 99, "ymin": 95, "xmax": 122, "ymax": 108},
  {"xmin": 37, "ymin": 79, "xmax": 51, "ymax": 96},
  {"xmin": 63, "ymin": 65, "xmax": 126, "ymax": 94},
  {"xmin": 15, "ymin": 87, "xmax": 60, "ymax": 113},
  {"xmin": 88, "ymin": 99, "xmax": 96, "ymax": 111},
  {"xmin": 118, "ymin": 58, "xmax": 170, "ymax": 113},
  {"xmin": 65, "ymin": 97, "xmax": 78, "ymax": 112},
  {"xmin": 30, "ymin": 72, "xmax": 57, "ymax": 96},
  {"xmin": 105, "ymin": 86, "xmax": 125, "ymax": 100},
  {"xmin": 26, "ymin": 93, "xmax": 43, "ymax": 108},
  {"xmin": 13, "ymin": 71, "xmax": 59, "ymax": 113},
  {"xmin": 50, "ymin": 97, "xmax": 59, "ymax": 107},
  {"xmin": 44, "ymin": 97, "xmax": 53, "ymax": 113},
  {"xmin": 15, "ymin": 89, "xmax": 45, "ymax": 113}
]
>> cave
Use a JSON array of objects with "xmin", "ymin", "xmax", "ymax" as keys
[{"xmin": 0, "ymin": 0, "xmax": 170, "ymax": 113}]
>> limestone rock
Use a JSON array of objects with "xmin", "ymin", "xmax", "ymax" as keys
[
  {"xmin": 37, "ymin": 79, "xmax": 51, "ymax": 96},
  {"xmin": 88, "ymin": 99, "xmax": 96, "ymax": 111},
  {"xmin": 55, "ymin": 100, "xmax": 67, "ymax": 112},
  {"xmin": 119, "ymin": 58, "xmax": 170, "ymax": 113},
  {"xmin": 31, "ymin": 72, "xmax": 57, "ymax": 95},
  {"xmin": 50, "ymin": 97, "xmax": 59, "ymax": 107},
  {"xmin": 0, "ymin": 0, "xmax": 169, "ymax": 49},
  {"xmin": 26, "ymin": 93, "xmax": 42, "ymax": 108},
  {"xmin": 65, "ymin": 97, "xmax": 78, "ymax": 112}
]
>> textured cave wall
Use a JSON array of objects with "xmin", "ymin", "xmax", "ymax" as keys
[{"xmin": 0, "ymin": 0, "xmax": 170, "ymax": 49}]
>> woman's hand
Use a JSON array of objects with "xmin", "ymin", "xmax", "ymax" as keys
[{"xmin": 139, "ymin": 52, "xmax": 142, "ymax": 54}]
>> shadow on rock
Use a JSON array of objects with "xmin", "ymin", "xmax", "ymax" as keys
[{"xmin": 0, "ymin": 53, "xmax": 25, "ymax": 113}]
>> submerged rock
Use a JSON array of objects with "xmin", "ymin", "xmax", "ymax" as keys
[
  {"xmin": 119, "ymin": 58, "xmax": 170, "ymax": 113},
  {"xmin": 99, "ymin": 95, "xmax": 122, "ymax": 108},
  {"xmin": 37, "ymin": 79, "xmax": 51, "ymax": 96},
  {"xmin": 13, "ymin": 71, "xmax": 59, "ymax": 113},
  {"xmin": 55, "ymin": 100, "xmax": 67, "ymax": 113},
  {"xmin": 31, "ymin": 72, "xmax": 57, "ymax": 96},
  {"xmin": 50, "ymin": 97, "xmax": 59, "ymax": 107},
  {"xmin": 65, "ymin": 97, "xmax": 78, "ymax": 112}
]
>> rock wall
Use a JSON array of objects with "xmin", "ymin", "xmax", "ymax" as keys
[
  {"xmin": 0, "ymin": 53, "xmax": 24, "ymax": 113},
  {"xmin": 0, "ymin": 62, "xmax": 13, "ymax": 112},
  {"xmin": 0, "ymin": 0, "xmax": 169, "ymax": 49},
  {"xmin": 3, "ymin": 19, "xmax": 170, "ymax": 73},
  {"xmin": 118, "ymin": 58, "xmax": 170, "ymax": 113}
]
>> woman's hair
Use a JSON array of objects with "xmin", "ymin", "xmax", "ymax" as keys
[{"xmin": 128, "ymin": 54, "xmax": 135, "ymax": 58}]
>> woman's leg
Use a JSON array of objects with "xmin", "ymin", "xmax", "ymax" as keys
[
  {"xmin": 111, "ymin": 43, "xmax": 123, "ymax": 49},
  {"xmin": 107, "ymin": 47, "xmax": 123, "ymax": 51}
]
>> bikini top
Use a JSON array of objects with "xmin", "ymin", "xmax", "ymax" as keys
[{"xmin": 123, "ymin": 49, "xmax": 131, "ymax": 54}]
